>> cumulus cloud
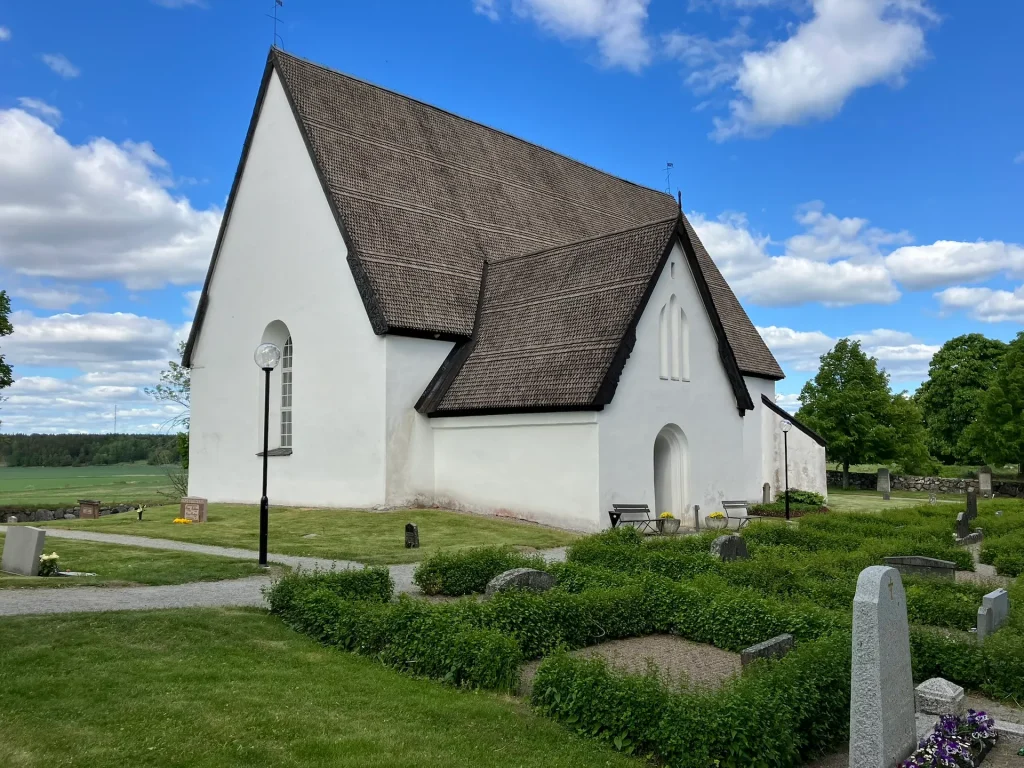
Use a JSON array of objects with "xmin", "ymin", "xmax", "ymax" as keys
[
  {"xmin": 935, "ymin": 285, "xmax": 1024, "ymax": 324},
  {"xmin": 41, "ymin": 53, "xmax": 80, "ymax": 78},
  {"xmin": 0, "ymin": 107, "xmax": 221, "ymax": 290},
  {"xmin": 16, "ymin": 97, "xmax": 61, "ymax": 125},
  {"xmin": 667, "ymin": 0, "xmax": 936, "ymax": 139},
  {"xmin": 8, "ymin": 283, "xmax": 105, "ymax": 311},
  {"xmin": 886, "ymin": 241, "xmax": 1024, "ymax": 290},
  {"xmin": 757, "ymin": 324, "xmax": 940, "ymax": 379},
  {"xmin": 474, "ymin": 0, "xmax": 653, "ymax": 71},
  {"xmin": 0, "ymin": 26, "xmax": 11, "ymax": 41}
]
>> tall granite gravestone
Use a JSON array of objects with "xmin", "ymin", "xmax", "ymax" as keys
[
  {"xmin": 965, "ymin": 488, "xmax": 978, "ymax": 521},
  {"xmin": 762, "ymin": 483, "xmax": 771, "ymax": 505},
  {"xmin": 979, "ymin": 467, "xmax": 993, "ymax": 499},
  {"xmin": 404, "ymin": 522, "xmax": 419, "ymax": 549},
  {"xmin": 849, "ymin": 566, "xmax": 916, "ymax": 768},
  {"xmin": 877, "ymin": 468, "xmax": 891, "ymax": 501},
  {"xmin": 956, "ymin": 512, "xmax": 970, "ymax": 540},
  {"xmin": 1, "ymin": 526, "xmax": 47, "ymax": 576},
  {"xmin": 179, "ymin": 496, "xmax": 208, "ymax": 523},
  {"xmin": 977, "ymin": 588, "xmax": 1010, "ymax": 643}
]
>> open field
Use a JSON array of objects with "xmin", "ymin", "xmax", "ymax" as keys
[
  {"xmin": 0, "ymin": 464, "xmax": 177, "ymax": 507},
  {"xmin": 0, "ymin": 608, "xmax": 639, "ymax": 768},
  {"xmin": 34, "ymin": 504, "xmax": 578, "ymax": 565},
  {"xmin": 0, "ymin": 533, "xmax": 268, "ymax": 589}
]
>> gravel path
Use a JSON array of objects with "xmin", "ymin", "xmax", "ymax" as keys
[{"xmin": 0, "ymin": 527, "xmax": 568, "ymax": 617}]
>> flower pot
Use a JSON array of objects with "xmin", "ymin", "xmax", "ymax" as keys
[
  {"xmin": 705, "ymin": 516, "xmax": 728, "ymax": 530},
  {"xmin": 657, "ymin": 518, "xmax": 681, "ymax": 535}
]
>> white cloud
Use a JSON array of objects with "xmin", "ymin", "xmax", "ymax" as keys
[
  {"xmin": 16, "ymin": 97, "xmax": 61, "ymax": 125},
  {"xmin": 184, "ymin": 289, "xmax": 201, "ymax": 316},
  {"xmin": 757, "ymin": 324, "xmax": 939, "ymax": 379},
  {"xmin": 936, "ymin": 285, "xmax": 1024, "ymax": 324},
  {"xmin": 663, "ymin": 22, "xmax": 753, "ymax": 93},
  {"xmin": 479, "ymin": 0, "xmax": 653, "ymax": 71},
  {"xmin": 0, "ymin": 26, "xmax": 11, "ymax": 41},
  {"xmin": 786, "ymin": 201, "xmax": 911, "ymax": 262},
  {"xmin": 735, "ymin": 255, "xmax": 899, "ymax": 306},
  {"xmin": 0, "ymin": 107, "xmax": 221, "ymax": 290},
  {"xmin": 774, "ymin": 392, "xmax": 801, "ymax": 409},
  {"xmin": 886, "ymin": 240, "xmax": 1024, "ymax": 290},
  {"xmin": 8, "ymin": 283, "xmax": 105, "ymax": 311},
  {"xmin": 41, "ymin": 53, "xmax": 80, "ymax": 79}
]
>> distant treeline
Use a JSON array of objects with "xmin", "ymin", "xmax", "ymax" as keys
[{"xmin": 0, "ymin": 434, "xmax": 180, "ymax": 467}]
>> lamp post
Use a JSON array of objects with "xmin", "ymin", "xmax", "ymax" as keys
[
  {"xmin": 780, "ymin": 420, "xmax": 792, "ymax": 521},
  {"xmin": 254, "ymin": 343, "xmax": 282, "ymax": 567}
]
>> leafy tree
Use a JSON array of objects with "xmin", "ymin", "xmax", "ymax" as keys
[
  {"xmin": 916, "ymin": 333, "xmax": 1007, "ymax": 464},
  {"xmin": 0, "ymin": 290, "xmax": 13, "ymax": 425},
  {"xmin": 145, "ymin": 340, "xmax": 190, "ymax": 429},
  {"xmin": 976, "ymin": 332, "xmax": 1024, "ymax": 477},
  {"xmin": 889, "ymin": 392, "xmax": 939, "ymax": 476}
]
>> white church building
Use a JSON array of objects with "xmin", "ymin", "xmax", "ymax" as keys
[{"xmin": 183, "ymin": 49, "xmax": 826, "ymax": 532}]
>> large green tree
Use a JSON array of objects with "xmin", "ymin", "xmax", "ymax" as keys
[
  {"xmin": 889, "ymin": 392, "xmax": 939, "ymax": 476},
  {"xmin": 0, "ymin": 290, "xmax": 14, "ymax": 425},
  {"xmin": 916, "ymin": 333, "xmax": 1007, "ymax": 464},
  {"xmin": 797, "ymin": 339, "xmax": 897, "ymax": 487},
  {"xmin": 976, "ymin": 332, "xmax": 1024, "ymax": 477}
]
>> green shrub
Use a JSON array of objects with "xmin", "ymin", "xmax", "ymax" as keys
[
  {"xmin": 776, "ymin": 488, "xmax": 826, "ymax": 507},
  {"xmin": 905, "ymin": 582, "xmax": 987, "ymax": 632},
  {"xmin": 748, "ymin": 501, "xmax": 825, "ymax": 517},
  {"xmin": 265, "ymin": 566, "xmax": 393, "ymax": 616},
  {"xmin": 412, "ymin": 546, "xmax": 546, "ymax": 596},
  {"xmin": 532, "ymin": 633, "xmax": 851, "ymax": 768}
]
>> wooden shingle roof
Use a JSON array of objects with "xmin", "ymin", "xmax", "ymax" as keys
[{"xmin": 183, "ymin": 49, "xmax": 784, "ymax": 411}]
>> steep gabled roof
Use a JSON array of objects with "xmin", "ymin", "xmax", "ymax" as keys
[{"xmin": 183, "ymin": 48, "xmax": 783, "ymax": 402}]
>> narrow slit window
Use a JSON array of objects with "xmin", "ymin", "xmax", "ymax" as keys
[{"xmin": 280, "ymin": 336, "xmax": 293, "ymax": 448}]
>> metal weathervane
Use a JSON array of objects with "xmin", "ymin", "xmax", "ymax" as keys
[{"xmin": 267, "ymin": 0, "xmax": 284, "ymax": 48}]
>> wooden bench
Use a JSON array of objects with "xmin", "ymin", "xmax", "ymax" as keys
[
  {"xmin": 608, "ymin": 504, "xmax": 658, "ymax": 534},
  {"xmin": 723, "ymin": 500, "xmax": 752, "ymax": 529}
]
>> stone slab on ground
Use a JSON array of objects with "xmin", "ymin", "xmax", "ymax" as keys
[
  {"xmin": 884, "ymin": 556, "xmax": 956, "ymax": 581},
  {"xmin": 741, "ymin": 633, "xmax": 793, "ymax": 666},
  {"xmin": 1, "ymin": 526, "xmax": 46, "ymax": 577},
  {"xmin": 518, "ymin": 635, "xmax": 741, "ymax": 698},
  {"xmin": 485, "ymin": 567, "xmax": 556, "ymax": 596}
]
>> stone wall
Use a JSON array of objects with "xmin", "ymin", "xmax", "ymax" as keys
[
  {"xmin": 2, "ymin": 504, "xmax": 137, "ymax": 523},
  {"xmin": 826, "ymin": 471, "xmax": 1024, "ymax": 498}
]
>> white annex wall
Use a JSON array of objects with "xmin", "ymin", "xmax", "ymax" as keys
[
  {"xmin": 432, "ymin": 412, "xmax": 601, "ymax": 531},
  {"xmin": 385, "ymin": 335, "xmax": 454, "ymax": 506},
  {"xmin": 598, "ymin": 242, "xmax": 754, "ymax": 529},
  {"xmin": 761, "ymin": 405, "xmax": 828, "ymax": 500},
  {"xmin": 189, "ymin": 70, "xmax": 388, "ymax": 507}
]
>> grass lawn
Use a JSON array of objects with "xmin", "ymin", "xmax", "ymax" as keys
[
  {"xmin": 0, "ymin": 533, "xmax": 267, "ymax": 589},
  {"xmin": 827, "ymin": 489, "xmax": 964, "ymax": 513},
  {"xmin": 0, "ymin": 608, "xmax": 638, "ymax": 768},
  {"xmin": 36, "ymin": 504, "xmax": 578, "ymax": 565},
  {"xmin": 0, "ymin": 464, "xmax": 177, "ymax": 507}
]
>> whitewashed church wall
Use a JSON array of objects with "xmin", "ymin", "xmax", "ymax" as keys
[{"xmin": 762, "ymin": 404, "xmax": 828, "ymax": 500}]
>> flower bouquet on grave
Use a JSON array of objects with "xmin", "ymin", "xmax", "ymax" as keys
[
  {"xmin": 172, "ymin": 517, "xmax": 193, "ymax": 525},
  {"xmin": 899, "ymin": 710, "xmax": 997, "ymax": 768},
  {"xmin": 656, "ymin": 512, "xmax": 680, "ymax": 535},
  {"xmin": 38, "ymin": 552, "xmax": 60, "ymax": 577}
]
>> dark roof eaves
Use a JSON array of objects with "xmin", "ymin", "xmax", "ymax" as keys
[{"xmin": 760, "ymin": 394, "xmax": 827, "ymax": 447}]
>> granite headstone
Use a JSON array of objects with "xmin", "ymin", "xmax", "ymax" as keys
[{"xmin": 1, "ymin": 526, "xmax": 47, "ymax": 577}]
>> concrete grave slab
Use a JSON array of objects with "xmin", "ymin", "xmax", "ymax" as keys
[
  {"xmin": 741, "ymin": 633, "xmax": 794, "ymax": 666},
  {"xmin": 915, "ymin": 678, "xmax": 965, "ymax": 716},
  {"xmin": 883, "ymin": 556, "xmax": 956, "ymax": 581},
  {"xmin": 1, "ymin": 526, "xmax": 47, "ymax": 577}
]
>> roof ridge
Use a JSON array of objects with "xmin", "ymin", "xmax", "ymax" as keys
[
  {"xmin": 271, "ymin": 48, "xmax": 677, "ymax": 209},
  {"xmin": 488, "ymin": 215, "xmax": 679, "ymax": 268}
]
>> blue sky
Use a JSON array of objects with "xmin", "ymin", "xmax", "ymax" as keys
[{"xmin": 0, "ymin": 0, "xmax": 1022, "ymax": 432}]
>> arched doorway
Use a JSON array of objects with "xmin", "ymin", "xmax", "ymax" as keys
[{"xmin": 653, "ymin": 424, "xmax": 688, "ymax": 521}]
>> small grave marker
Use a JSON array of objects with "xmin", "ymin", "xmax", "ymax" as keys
[
  {"xmin": 404, "ymin": 522, "xmax": 419, "ymax": 549},
  {"xmin": 977, "ymin": 605, "xmax": 995, "ymax": 643},
  {"xmin": 956, "ymin": 512, "xmax": 970, "ymax": 540},
  {"xmin": 710, "ymin": 534, "xmax": 748, "ymax": 562},
  {"xmin": 762, "ymin": 482, "xmax": 771, "ymax": 505},
  {"xmin": 179, "ymin": 496, "xmax": 208, "ymax": 523},
  {"xmin": 849, "ymin": 566, "xmax": 916, "ymax": 768},
  {"xmin": 1, "ymin": 526, "xmax": 47, "ymax": 577},
  {"xmin": 979, "ymin": 467, "xmax": 993, "ymax": 499},
  {"xmin": 915, "ymin": 678, "xmax": 965, "ymax": 716},
  {"xmin": 965, "ymin": 488, "xmax": 978, "ymax": 521},
  {"xmin": 928, "ymin": 493, "xmax": 937, "ymax": 505},
  {"xmin": 883, "ymin": 556, "xmax": 956, "ymax": 581},
  {"xmin": 78, "ymin": 500, "xmax": 101, "ymax": 520},
  {"xmin": 741, "ymin": 633, "xmax": 793, "ymax": 666},
  {"xmin": 877, "ymin": 468, "xmax": 891, "ymax": 496}
]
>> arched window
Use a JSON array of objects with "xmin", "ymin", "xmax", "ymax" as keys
[
  {"xmin": 659, "ymin": 303, "xmax": 670, "ymax": 379},
  {"xmin": 676, "ymin": 306, "xmax": 690, "ymax": 381},
  {"xmin": 659, "ymin": 296, "xmax": 689, "ymax": 382},
  {"xmin": 281, "ymin": 336, "xmax": 293, "ymax": 448}
]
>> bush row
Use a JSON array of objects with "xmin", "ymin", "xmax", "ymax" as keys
[
  {"xmin": 412, "ymin": 546, "xmax": 546, "ymax": 596},
  {"xmin": 980, "ymin": 529, "xmax": 1024, "ymax": 577},
  {"xmin": 532, "ymin": 632, "xmax": 852, "ymax": 768}
]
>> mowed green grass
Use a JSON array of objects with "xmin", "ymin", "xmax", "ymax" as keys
[
  {"xmin": 0, "ymin": 533, "xmax": 268, "ymax": 589},
  {"xmin": 827, "ymin": 489, "xmax": 964, "ymax": 513},
  {"xmin": 0, "ymin": 609, "xmax": 639, "ymax": 768},
  {"xmin": 0, "ymin": 464, "xmax": 177, "ymax": 507},
  {"xmin": 37, "ymin": 504, "xmax": 578, "ymax": 565}
]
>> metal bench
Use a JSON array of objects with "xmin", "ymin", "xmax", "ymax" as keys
[
  {"xmin": 722, "ymin": 499, "xmax": 752, "ymax": 529},
  {"xmin": 608, "ymin": 503, "xmax": 658, "ymax": 534}
]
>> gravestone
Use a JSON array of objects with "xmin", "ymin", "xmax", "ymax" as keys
[
  {"xmin": 7, "ymin": 515, "xmax": 17, "ymax": 524},
  {"xmin": 762, "ymin": 482, "xmax": 771, "ymax": 505},
  {"xmin": 179, "ymin": 496, "xmax": 208, "ymax": 523},
  {"xmin": 710, "ymin": 534, "xmax": 749, "ymax": 562},
  {"xmin": 883, "ymin": 556, "xmax": 956, "ymax": 581},
  {"xmin": 984, "ymin": 588, "xmax": 1009, "ymax": 631},
  {"xmin": 915, "ymin": 678, "xmax": 965, "ymax": 717},
  {"xmin": 956, "ymin": 512, "xmax": 970, "ymax": 540},
  {"xmin": 484, "ymin": 568, "xmax": 556, "ymax": 597},
  {"xmin": 965, "ymin": 488, "xmax": 978, "ymax": 521},
  {"xmin": 404, "ymin": 522, "xmax": 419, "ymax": 549},
  {"xmin": 78, "ymin": 500, "xmax": 101, "ymax": 520},
  {"xmin": 877, "ymin": 468, "xmax": 891, "ymax": 496},
  {"xmin": 849, "ymin": 566, "xmax": 916, "ymax": 768},
  {"xmin": 928, "ymin": 493, "xmax": 937, "ymax": 505},
  {"xmin": 741, "ymin": 633, "xmax": 794, "ymax": 666},
  {"xmin": 979, "ymin": 467, "xmax": 993, "ymax": 499},
  {"xmin": 1, "ymin": 526, "xmax": 47, "ymax": 577},
  {"xmin": 977, "ymin": 605, "xmax": 995, "ymax": 643}
]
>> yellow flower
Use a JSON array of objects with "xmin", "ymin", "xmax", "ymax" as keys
[
  {"xmin": 659, "ymin": 512, "xmax": 674, "ymax": 519},
  {"xmin": 708, "ymin": 511, "xmax": 726, "ymax": 519},
  {"xmin": 172, "ymin": 518, "xmax": 193, "ymax": 525}
]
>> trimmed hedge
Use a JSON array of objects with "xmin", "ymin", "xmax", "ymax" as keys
[
  {"xmin": 266, "ymin": 566, "xmax": 393, "ymax": 613},
  {"xmin": 412, "ymin": 546, "xmax": 546, "ymax": 596},
  {"xmin": 532, "ymin": 632, "xmax": 851, "ymax": 768}
]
